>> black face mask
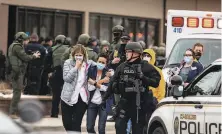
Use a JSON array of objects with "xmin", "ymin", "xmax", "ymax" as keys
[{"xmin": 195, "ymin": 52, "xmax": 202, "ymax": 56}]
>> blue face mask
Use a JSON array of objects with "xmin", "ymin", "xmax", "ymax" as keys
[
  {"xmin": 184, "ymin": 56, "xmax": 192, "ymax": 63},
  {"xmin": 97, "ymin": 63, "xmax": 105, "ymax": 70}
]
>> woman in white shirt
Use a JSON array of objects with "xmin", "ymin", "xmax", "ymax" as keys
[
  {"xmin": 61, "ymin": 44, "xmax": 94, "ymax": 132},
  {"xmin": 87, "ymin": 53, "xmax": 111, "ymax": 134}
]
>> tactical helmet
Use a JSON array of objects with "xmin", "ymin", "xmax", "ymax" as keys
[
  {"xmin": 64, "ymin": 37, "xmax": 72, "ymax": 46},
  {"xmin": 55, "ymin": 35, "xmax": 66, "ymax": 44},
  {"xmin": 138, "ymin": 41, "xmax": 146, "ymax": 49},
  {"xmin": 151, "ymin": 46, "xmax": 158, "ymax": 54},
  {"xmin": 112, "ymin": 25, "xmax": 124, "ymax": 33},
  {"xmin": 171, "ymin": 75, "xmax": 183, "ymax": 85},
  {"xmin": 157, "ymin": 46, "xmax": 166, "ymax": 57},
  {"xmin": 101, "ymin": 40, "xmax": 110, "ymax": 46},
  {"xmin": 15, "ymin": 32, "xmax": 29, "ymax": 42},
  {"xmin": 125, "ymin": 42, "xmax": 143, "ymax": 54},
  {"xmin": 78, "ymin": 34, "xmax": 90, "ymax": 46}
]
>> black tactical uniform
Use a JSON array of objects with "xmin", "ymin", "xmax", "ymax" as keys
[
  {"xmin": 24, "ymin": 35, "xmax": 47, "ymax": 95},
  {"xmin": 40, "ymin": 37, "xmax": 53, "ymax": 95},
  {"xmin": 102, "ymin": 42, "xmax": 161, "ymax": 134}
]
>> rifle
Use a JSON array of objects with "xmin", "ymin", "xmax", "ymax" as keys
[
  {"xmin": 124, "ymin": 64, "xmax": 144, "ymax": 124},
  {"xmin": 134, "ymin": 64, "xmax": 144, "ymax": 123}
]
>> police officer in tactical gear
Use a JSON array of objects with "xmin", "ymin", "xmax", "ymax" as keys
[
  {"xmin": 107, "ymin": 34, "xmax": 131, "ymax": 122},
  {"xmin": 102, "ymin": 42, "xmax": 161, "ymax": 134},
  {"xmin": 100, "ymin": 40, "xmax": 111, "ymax": 54},
  {"xmin": 24, "ymin": 33, "xmax": 47, "ymax": 95},
  {"xmin": 110, "ymin": 25, "xmax": 125, "ymax": 51},
  {"xmin": 61, "ymin": 34, "xmax": 98, "ymax": 63},
  {"xmin": 63, "ymin": 37, "xmax": 72, "ymax": 47},
  {"xmin": 8, "ymin": 32, "xmax": 40, "ymax": 117},
  {"xmin": 50, "ymin": 35, "xmax": 68, "ymax": 118}
]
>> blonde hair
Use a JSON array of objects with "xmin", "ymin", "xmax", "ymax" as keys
[{"xmin": 71, "ymin": 44, "xmax": 88, "ymax": 62}]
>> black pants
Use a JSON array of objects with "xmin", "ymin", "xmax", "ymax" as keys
[
  {"xmin": 61, "ymin": 97, "xmax": 87, "ymax": 132},
  {"xmin": 24, "ymin": 66, "xmax": 43, "ymax": 95},
  {"xmin": 115, "ymin": 100, "xmax": 146, "ymax": 134},
  {"xmin": 40, "ymin": 69, "xmax": 50, "ymax": 95},
  {"xmin": 0, "ymin": 67, "xmax": 5, "ymax": 81},
  {"xmin": 51, "ymin": 66, "xmax": 64, "ymax": 116}
]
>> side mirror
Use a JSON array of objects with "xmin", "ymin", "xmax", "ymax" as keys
[
  {"xmin": 169, "ymin": 75, "xmax": 184, "ymax": 98},
  {"xmin": 171, "ymin": 85, "xmax": 184, "ymax": 99}
]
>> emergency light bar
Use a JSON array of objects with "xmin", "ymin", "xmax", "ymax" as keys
[
  {"xmin": 202, "ymin": 18, "xmax": 214, "ymax": 28},
  {"xmin": 187, "ymin": 17, "xmax": 199, "ymax": 28},
  {"xmin": 171, "ymin": 17, "xmax": 222, "ymax": 28},
  {"xmin": 172, "ymin": 17, "xmax": 184, "ymax": 27}
]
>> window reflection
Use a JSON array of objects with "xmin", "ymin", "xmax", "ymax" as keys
[
  {"xmin": 113, "ymin": 17, "xmax": 123, "ymax": 26},
  {"xmin": 124, "ymin": 19, "xmax": 136, "ymax": 40},
  {"xmin": 136, "ymin": 20, "xmax": 146, "ymax": 41},
  {"xmin": 89, "ymin": 15, "xmax": 99, "ymax": 37},
  {"xmin": 55, "ymin": 14, "xmax": 66, "ymax": 35},
  {"xmin": 147, "ymin": 23, "xmax": 156, "ymax": 48},
  {"xmin": 27, "ymin": 12, "xmax": 39, "ymax": 35},
  {"xmin": 41, "ymin": 13, "xmax": 53, "ymax": 38},
  {"xmin": 100, "ymin": 16, "xmax": 111, "ymax": 41}
]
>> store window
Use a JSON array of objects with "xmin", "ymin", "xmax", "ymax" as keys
[
  {"xmin": 17, "ymin": 8, "xmax": 82, "ymax": 43},
  {"xmin": 89, "ymin": 13, "xmax": 159, "ymax": 47}
]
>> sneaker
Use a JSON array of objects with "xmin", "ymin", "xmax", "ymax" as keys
[{"xmin": 107, "ymin": 116, "xmax": 115, "ymax": 122}]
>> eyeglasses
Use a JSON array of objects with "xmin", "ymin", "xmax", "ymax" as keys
[{"xmin": 183, "ymin": 54, "xmax": 193, "ymax": 57}]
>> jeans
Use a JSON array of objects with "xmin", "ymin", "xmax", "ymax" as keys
[
  {"xmin": 61, "ymin": 96, "xmax": 87, "ymax": 132},
  {"xmin": 126, "ymin": 119, "xmax": 132, "ymax": 134},
  {"xmin": 87, "ymin": 102, "xmax": 108, "ymax": 134}
]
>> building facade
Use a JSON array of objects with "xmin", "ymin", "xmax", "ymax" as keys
[{"xmin": 0, "ymin": 0, "xmax": 221, "ymax": 53}]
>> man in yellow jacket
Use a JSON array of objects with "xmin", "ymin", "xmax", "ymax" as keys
[{"xmin": 143, "ymin": 49, "xmax": 165, "ymax": 102}]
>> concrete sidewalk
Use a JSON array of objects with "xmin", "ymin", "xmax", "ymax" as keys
[{"xmin": 16, "ymin": 115, "xmax": 115, "ymax": 133}]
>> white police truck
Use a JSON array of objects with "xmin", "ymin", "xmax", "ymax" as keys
[{"xmin": 147, "ymin": 59, "xmax": 222, "ymax": 134}]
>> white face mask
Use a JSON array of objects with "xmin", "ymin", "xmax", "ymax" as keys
[
  {"xmin": 143, "ymin": 57, "xmax": 151, "ymax": 62},
  {"xmin": 75, "ymin": 56, "xmax": 83, "ymax": 61}
]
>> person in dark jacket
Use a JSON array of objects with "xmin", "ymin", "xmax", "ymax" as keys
[
  {"xmin": 87, "ymin": 53, "xmax": 110, "ymax": 134},
  {"xmin": 89, "ymin": 36, "xmax": 100, "ymax": 54},
  {"xmin": 0, "ymin": 50, "xmax": 6, "ymax": 80},
  {"xmin": 102, "ymin": 42, "xmax": 160, "ymax": 134},
  {"xmin": 179, "ymin": 48, "xmax": 204, "ymax": 86},
  {"xmin": 107, "ymin": 34, "xmax": 131, "ymax": 122},
  {"xmin": 24, "ymin": 33, "xmax": 47, "ymax": 95},
  {"xmin": 40, "ymin": 37, "xmax": 53, "ymax": 95}
]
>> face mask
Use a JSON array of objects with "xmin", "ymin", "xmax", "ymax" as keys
[
  {"xmin": 97, "ymin": 63, "xmax": 105, "ymax": 70},
  {"xmin": 184, "ymin": 56, "xmax": 192, "ymax": 63},
  {"xmin": 143, "ymin": 57, "xmax": 151, "ymax": 62},
  {"xmin": 195, "ymin": 52, "xmax": 202, "ymax": 56},
  {"xmin": 75, "ymin": 56, "xmax": 83, "ymax": 61}
]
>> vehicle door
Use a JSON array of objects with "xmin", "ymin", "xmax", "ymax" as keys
[
  {"xmin": 172, "ymin": 64, "xmax": 221, "ymax": 134},
  {"xmin": 202, "ymin": 65, "xmax": 221, "ymax": 134}
]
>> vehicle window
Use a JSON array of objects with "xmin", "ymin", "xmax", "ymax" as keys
[
  {"xmin": 190, "ymin": 65, "xmax": 221, "ymax": 96},
  {"xmin": 166, "ymin": 39, "xmax": 221, "ymax": 67}
]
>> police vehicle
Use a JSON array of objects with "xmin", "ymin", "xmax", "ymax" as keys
[
  {"xmin": 163, "ymin": 10, "xmax": 222, "ymax": 82},
  {"xmin": 147, "ymin": 59, "xmax": 222, "ymax": 134}
]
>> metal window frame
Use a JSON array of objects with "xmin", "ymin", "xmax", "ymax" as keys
[
  {"xmin": 89, "ymin": 12, "xmax": 160, "ymax": 44},
  {"xmin": 16, "ymin": 6, "xmax": 83, "ymax": 38}
]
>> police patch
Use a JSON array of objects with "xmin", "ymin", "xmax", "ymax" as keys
[{"xmin": 174, "ymin": 116, "xmax": 179, "ymax": 134}]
